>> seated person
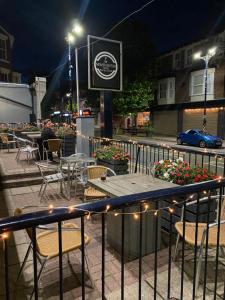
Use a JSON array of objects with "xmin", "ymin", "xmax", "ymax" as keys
[{"xmin": 41, "ymin": 119, "xmax": 57, "ymax": 161}]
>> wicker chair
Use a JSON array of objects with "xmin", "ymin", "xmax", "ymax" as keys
[
  {"xmin": 81, "ymin": 165, "xmax": 116, "ymax": 202},
  {"xmin": 14, "ymin": 208, "xmax": 92, "ymax": 299},
  {"xmin": 0, "ymin": 134, "xmax": 17, "ymax": 152},
  {"xmin": 43, "ymin": 139, "xmax": 62, "ymax": 164},
  {"xmin": 174, "ymin": 194, "xmax": 225, "ymax": 293},
  {"xmin": 36, "ymin": 162, "xmax": 66, "ymax": 200}
]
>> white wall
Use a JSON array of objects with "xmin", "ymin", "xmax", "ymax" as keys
[{"xmin": 0, "ymin": 82, "xmax": 32, "ymax": 123}]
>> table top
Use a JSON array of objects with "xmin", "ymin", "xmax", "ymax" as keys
[
  {"xmin": 26, "ymin": 133, "xmax": 42, "ymax": 139},
  {"xmin": 60, "ymin": 156, "xmax": 96, "ymax": 164},
  {"xmin": 88, "ymin": 173, "xmax": 177, "ymax": 197}
]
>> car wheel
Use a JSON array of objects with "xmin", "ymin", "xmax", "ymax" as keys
[
  {"xmin": 199, "ymin": 140, "xmax": 206, "ymax": 148},
  {"xmin": 177, "ymin": 138, "xmax": 182, "ymax": 145}
]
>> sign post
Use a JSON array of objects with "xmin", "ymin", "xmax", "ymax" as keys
[{"xmin": 88, "ymin": 35, "xmax": 122, "ymax": 138}]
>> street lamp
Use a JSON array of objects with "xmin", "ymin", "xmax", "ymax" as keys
[
  {"xmin": 193, "ymin": 47, "xmax": 217, "ymax": 132},
  {"xmin": 67, "ymin": 21, "xmax": 84, "ymax": 116},
  {"xmin": 65, "ymin": 33, "xmax": 75, "ymax": 112}
]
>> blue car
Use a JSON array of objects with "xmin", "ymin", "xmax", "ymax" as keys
[{"xmin": 177, "ymin": 129, "xmax": 223, "ymax": 148}]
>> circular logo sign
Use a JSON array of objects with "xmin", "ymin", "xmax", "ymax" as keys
[{"xmin": 94, "ymin": 51, "xmax": 118, "ymax": 80}]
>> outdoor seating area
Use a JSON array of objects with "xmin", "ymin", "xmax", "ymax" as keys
[{"xmin": 0, "ymin": 134, "xmax": 225, "ymax": 299}]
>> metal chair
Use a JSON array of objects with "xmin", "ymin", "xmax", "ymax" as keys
[
  {"xmin": 36, "ymin": 162, "xmax": 66, "ymax": 200},
  {"xmin": 80, "ymin": 165, "xmax": 116, "ymax": 202},
  {"xmin": 16, "ymin": 138, "xmax": 41, "ymax": 164},
  {"xmin": 0, "ymin": 134, "xmax": 17, "ymax": 152},
  {"xmin": 14, "ymin": 208, "xmax": 92, "ymax": 300},
  {"xmin": 43, "ymin": 139, "xmax": 62, "ymax": 164},
  {"xmin": 174, "ymin": 194, "xmax": 225, "ymax": 294}
]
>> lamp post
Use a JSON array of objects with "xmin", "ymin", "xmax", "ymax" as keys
[
  {"xmin": 67, "ymin": 21, "xmax": 84, "ymax": 116},
  {"xmin": 193, "ymin": 47, "xmax": 217, "ymax": 132},
  {"xmin": 65, "ymin": 33, "xmax": 75, "ymax": 112}
]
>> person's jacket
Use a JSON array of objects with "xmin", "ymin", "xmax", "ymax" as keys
[{"xmin": 41, "ymin": 128, "xmax": 56, "ymax": 141}]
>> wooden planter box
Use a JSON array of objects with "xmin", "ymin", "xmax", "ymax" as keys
[
  {"xmin": 160, "ymin": 193, "xmax": 217, "ymax": 233},
  {"xmin": 61, "ymin": 135, "xmax": 76, "ymax": 157},
  {"xmin": 97, "ymin": 158, "xmax": 128, "ymax": 175}
]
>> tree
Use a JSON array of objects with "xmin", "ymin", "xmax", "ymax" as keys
[{"xmin": 113, "ymin": 78, "xmax": 155, "ymax": 117}]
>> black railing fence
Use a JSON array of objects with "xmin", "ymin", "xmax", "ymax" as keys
[
  {"xmin": 0, "ymin": 179, "xmax": 225, "ymax": 299},
  {"xmin": 90, "ymin": 137, "xmax": 225, "ymax": 176}
]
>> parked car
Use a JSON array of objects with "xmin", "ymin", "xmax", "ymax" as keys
[{"xmin": 177, "ymin": 129, "xmax": 223, "ymax": 148}]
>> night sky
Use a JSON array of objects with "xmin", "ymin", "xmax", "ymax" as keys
[{"xmin": 1, "ymin": 0, "xmax": 225, "ymax": 82}]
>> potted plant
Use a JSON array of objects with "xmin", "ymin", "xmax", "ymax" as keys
[
  {"xmin": 94, "ymin": 145, "xmax": 130, "ymax": 175},
  {"xmin": 153, "ymin": 157, "xmax": 218, "ymax": 231},
  {"xmin": 144, "ymin": 121, "xmax": 153, "ymax": 137},
  {"xmin": 154, "ymin": 157, "xmax": 216, "ymax": 185},
  {"xmin": 56, "ymin": 126, "xmax": 76, "ymax": 157}
]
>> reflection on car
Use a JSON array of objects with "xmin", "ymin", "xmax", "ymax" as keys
[{"xmin": 177, "ymin": 129, "xmax": 223, "ymax": 148}]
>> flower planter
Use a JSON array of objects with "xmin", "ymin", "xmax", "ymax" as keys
[
  {"xmin": 61, "ymin": 135, "xmax": 76, "ymax": 157},
  {"xmin": 97, "ymin": 158, "xmax": 128, "ymax": 175},
  {"xmin": 160, "ymin": 194, "xmax": 217, "ymax": 233}
]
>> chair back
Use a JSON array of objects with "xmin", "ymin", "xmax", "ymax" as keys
[
  {"xmin": 35, "ymin": 162, "xmax": 51, "ymax": 178},
  {"xmin": 0, "ymin": 134, "xmax": 8, "ymax": 143},
  {"xmin": 47, "ymin": 139, "xmax": 61, "ymax": 152},
  {"xmin": 87, "ymin": 165, "xmax": 116, "ymax": 179},
  {"xmin": 14, "ymin": 208, "xmax": 40, "ymax": 252},
  {"xmin": 219, "ymin": 196, "xmax": 225, "ymax": 220}
]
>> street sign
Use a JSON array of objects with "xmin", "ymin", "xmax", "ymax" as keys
[{"xmin": 88, "ymin": 35, "xmax": 122, "ymax": 91}]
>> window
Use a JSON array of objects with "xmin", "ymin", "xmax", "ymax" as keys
[
  {"xmin": 0, "ymin": 72, "xmax": 8, "ymax": 82},
  {"xmin": 189, "ymin": 68, "xmax": 215, "ymax": 101},
  {"xmin": 186, "ymin": 49, "xmax": 192, "ymax": 66},
  {"xmin": 174, "ymin": 53, "xmax": 181, "ymax": 69},
  {"xmin": 0, "ymin": 39, "xmax": 7, "ymax": 60},
  {"xmin": 158, "ymin": 78, "xmax": 175, "ymax": 104}
]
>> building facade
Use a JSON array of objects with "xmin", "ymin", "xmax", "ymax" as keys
[
  {"xmin": 0, "ymin": 25, "xmax": 21, "ymax": 83},
  {"xmin": 152, "ymin": 30, "xmax": 225, "ymax": 138}
]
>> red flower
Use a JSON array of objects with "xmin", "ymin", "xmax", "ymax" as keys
[
  {"xmin": 185, "ymin": 173, "xmax": 190, "ymax": 177},
  {"xmin": 194, "ymin": 176, "xmax": 199, "ymax": 182}
]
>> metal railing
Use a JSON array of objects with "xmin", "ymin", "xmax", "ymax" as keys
[
  {"xmin": 0, "ymin": 179, "xmax": 225, "ymax": 299},
  {"xmin": 90, "ymin": 137, "xmax": 225, "ymax": 176}
]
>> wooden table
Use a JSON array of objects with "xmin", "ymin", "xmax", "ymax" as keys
[
  {"xmin": 88, "ymin": 173, "xmax": 176, "ymax": 197},
  {"xmin": 89, "ymin": 173, "xmax": 177, "ymax": 261}
]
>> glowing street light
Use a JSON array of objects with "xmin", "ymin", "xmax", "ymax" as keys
[
  {"xmin": 66, "ymin": 21, "xmax": 84, "ymax": 115},
  {"xmin": 193, "ymin": 46, "xmax": 217, "ymax": 132}
]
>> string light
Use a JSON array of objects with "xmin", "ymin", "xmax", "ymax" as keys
[
  {"xmin": 169, "ymin": 208, "xmax": 174, "ymax": 214},
  {"xmin": 114, "ymin": 212, "xmax": 119, "ymax": 216},
  {"xmin": 48, "ymin": 204, "xmax": 54, "ymax": 213},
  {"xmin": 106, "ymin": 205, "xmax": 111, "ymax": 212},
  {"xmin": 1, "ymin": 233, "xmax": 9, "ymax": 240},
  {"xmin": 68, "ymin": 206, "xmax": 75, "ymax": 212},
  {"xmin": 154, "ymin": 210, "xmax": 158, "ymax": 216},
  {"xmin": 86, "ymin": 212, "xmax": 91, "ymax": 220},
  {"xmin": 133, "ymin": 213, "xmax": 139, "ymax": 220}
]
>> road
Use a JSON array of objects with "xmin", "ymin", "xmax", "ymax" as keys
[{"xmin": 113, "ymin": 137, "xmax": 225, "ymax": 176}]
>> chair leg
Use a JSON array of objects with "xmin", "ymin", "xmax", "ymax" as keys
[
  {"xmin": 39, "ymin": 182, "xmax": 44, "ymax": 196},
  {"xmin": 173, "ymin": 234, "xmax": 180, "ymax": 261},
  {"xmin": 40, "ymin": 183, "xmax": 48, "ymax": 200},
  {"xmin": 84, "ymin": 248, "xmax": 94, "ymax": 288},
  {"xmin": 16, "ymin": 243, "xmax": 32, "ymax": 282},
  {"xmin": 30, "ymin": 258, "xmax": 47, "ymax": 300},
  {"xmin": 195, "ymin": 230, "xmax": 206, "ymax": 296}
]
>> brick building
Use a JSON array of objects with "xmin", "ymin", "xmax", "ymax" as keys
[
  {"xmin": 0, "ymin": 25, "xmax": 21, "ymax": 83},
  {"xmin": 152, "ymin": 30, "xmax": 225, "ymax": 138}
]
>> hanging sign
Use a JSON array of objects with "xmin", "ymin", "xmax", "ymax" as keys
[{"xmin": 88, "ymin": 35, "xmax": 122, "ymax": 91}]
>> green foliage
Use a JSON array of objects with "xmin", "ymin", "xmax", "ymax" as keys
[
  {"xmin": 56, "ymin": 126, "xmax": 76, "ymax": 138},
  {"xmin": 94, "ymin": 146, "xmax": 130, "ymax": 161},
  {"xmin": 113, "ymin": 79, "xmax": 155, "ymax": 116}
]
